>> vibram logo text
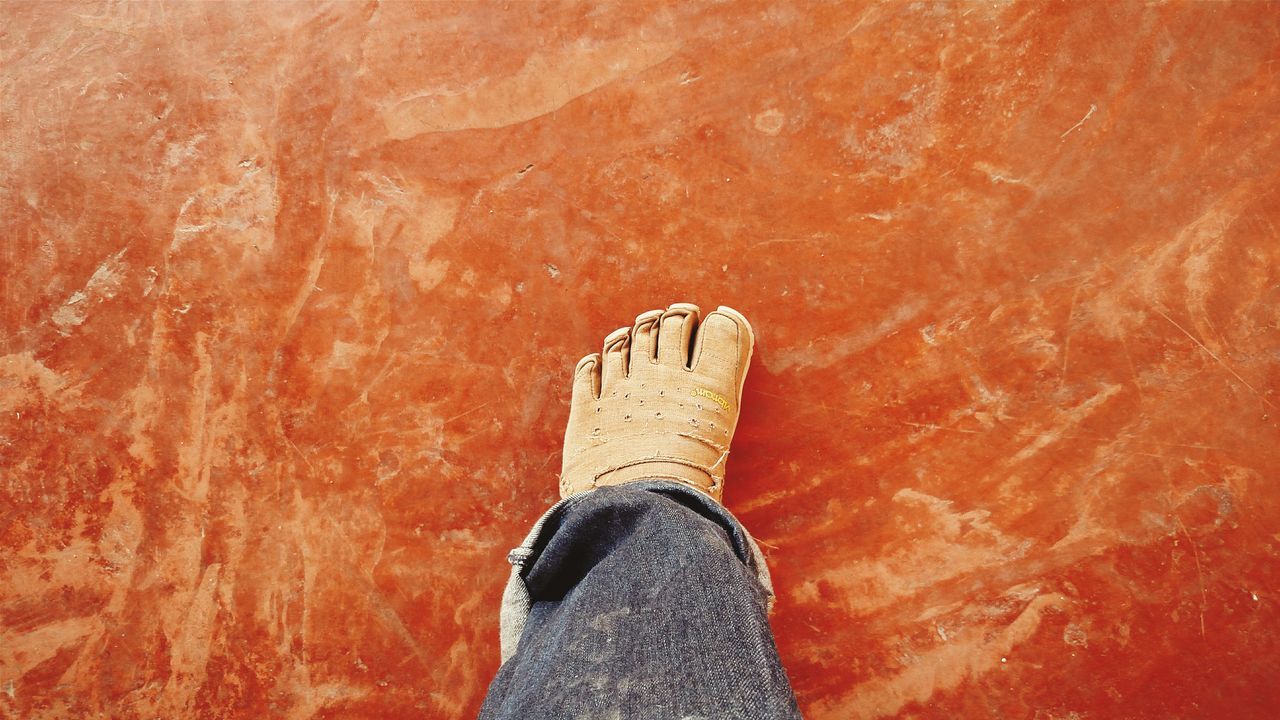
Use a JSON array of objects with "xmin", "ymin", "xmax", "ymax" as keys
[{"xmin": 691, "ymin": 387, "xmax": 731, "ymax": 411}]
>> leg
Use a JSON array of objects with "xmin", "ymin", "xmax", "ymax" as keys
[
  {"xmin": 479, "ymin": 481, "xmax": 799, "ymax": 720},
  {"xmin": 480, "ymin": 303, "xmax": 798, "ymax": 719}
]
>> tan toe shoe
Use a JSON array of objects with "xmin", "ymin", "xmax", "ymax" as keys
[{"xmin": 559, "ymin": 303, "xmax": 754, "ymax": 503}]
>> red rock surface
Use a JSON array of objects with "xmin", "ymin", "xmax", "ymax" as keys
[{"xmin": 3, "ymin": 2, "xmax": 1279, "ymax": 718}]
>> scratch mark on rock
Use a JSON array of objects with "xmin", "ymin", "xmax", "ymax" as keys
[
  {"xmin": 1172, "ymin": 513, "xmax": 1208, "ymax": 640},
  {"xmin": 1059, "ymin": 103, "xmax": 1097, "ymax": 139},
  {"xmin": 1150, "ymin": 305, "xmax": 1274, "ymax": 409}
]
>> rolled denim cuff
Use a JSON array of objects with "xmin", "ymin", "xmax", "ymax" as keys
[{"xmin": 498, "ymin": 480, "xmax": 775, "ymax": 663}]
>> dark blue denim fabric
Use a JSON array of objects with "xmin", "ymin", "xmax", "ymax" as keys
[{"xmin": 479, "ymin": 481, "xmax": 801, "ymax": 720}]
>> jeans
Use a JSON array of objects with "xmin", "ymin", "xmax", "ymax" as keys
[{"xmin": 479, "ymin": 481, "xmax": 801, "ymax": 720}]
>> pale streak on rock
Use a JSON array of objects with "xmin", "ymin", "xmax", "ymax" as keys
[
  {"xmin": 1137, "ymin": 179, "xmax": 1257, "ymax": 304},
  {"xmin": 1004, "ymin": 383, "xmax": 1123, "ymax": 467},
  {"xmin": 176, "ymin": 332, "xmax": 215, "ymax": 503},
  {"xmin": 0, "ymin": 352, "xmax": 70, "ymax": 412},
  {"xmin": 0, "ymin": 616, "xmax": 100, "ymax": 682},
  {"xmin": 382, "ymin": 38, "xmax": 679, "ymax": 139},
  {"xmin": 796, "ymin": 489, "xmax": 1030, "ymax": 614},
  {"xmin": 813, "ymin": 594, "xmax": 1068, "ymax": 720},
  {"xmin": 50, "ymin": 248, "xmax": 128, "ymax": 335},
  {"xmin": 158, "ymin": 563, "xmax": 223, "ymax": 716},
  {"xmin": 765, "ymin": 299, "xmax": 928, "ymax": 373},
  {"xmin": 1082, "ymin": 179, "xmax": 1258, "ymax": 344},
  {"xmin": 407, "ymin": 197, "xmax": 462, "ymax": 292}
]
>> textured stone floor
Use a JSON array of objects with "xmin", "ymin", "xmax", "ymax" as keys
[{"xmin": 2, "ymin": 2, "xmax": 1279, "ymax": 718}]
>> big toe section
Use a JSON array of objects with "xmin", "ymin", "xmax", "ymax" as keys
[{"xmin": 691, "ymin": 306, "xmax": 754, "ymax": 392}]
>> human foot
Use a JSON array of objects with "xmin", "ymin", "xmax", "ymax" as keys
[{"xmin": 559, "ymin": 303, "xmax": 754, "ymax": 503}]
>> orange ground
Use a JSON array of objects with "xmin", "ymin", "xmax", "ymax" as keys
[{"xmin": 2, "ymin": 2, "xmax": 1279, "ymax": 718}]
